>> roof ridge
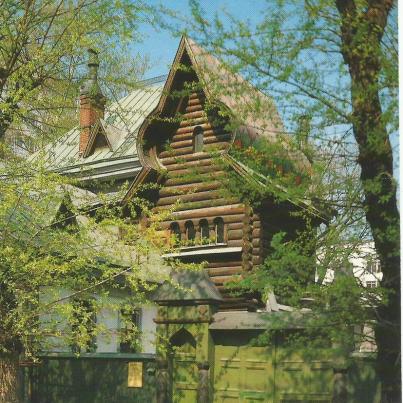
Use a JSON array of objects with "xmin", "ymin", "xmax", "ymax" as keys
[{"xmin": 137, "ymin": 74, "xmax": 168, "ymax": 86}]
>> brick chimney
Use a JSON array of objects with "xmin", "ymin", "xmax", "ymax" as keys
[{"xmin": 79, "ymin": 49, "xmax": 106, "ymax": 156}]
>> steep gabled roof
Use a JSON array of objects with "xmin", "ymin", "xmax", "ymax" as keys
[
  {"xmin": 147, "ymin": 37, "xmax": 284, "ymax": 141},
  {"xmin": 185, "ymin": 37, "xmax": 285, "ymax": 141},
  {"xmin": 124, "ymin": 36, "xmax": 310, "ymax": 203}
]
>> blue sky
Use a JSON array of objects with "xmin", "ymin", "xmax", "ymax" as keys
[{"xmin": 136, "ymin": 0, "xmax": 267, "ymax": 78}]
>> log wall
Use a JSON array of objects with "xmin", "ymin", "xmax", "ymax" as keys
[{"xmin": 154, "ymin": 91, "xmax": 263, "ymax": 310}]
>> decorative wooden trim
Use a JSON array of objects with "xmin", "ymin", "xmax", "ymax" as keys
[
  {"xmin": 159, "ymin": 214, "xmax": 245, "ymax": 229},
  {"xmin": 122, "ymin": 166, "xmax": 153, "ymax": 204}
]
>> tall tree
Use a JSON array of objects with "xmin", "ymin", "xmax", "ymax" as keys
[
  {"xmin": 0, "ymin": 2, "xmax": 153, "ymax": 400},
  {"xmin": 0, "ymin": 0, "xmax": 149, "ymax": 147},
  {"xmin": 0, "ymin": 154, "xmax": 176, "ymax": 402},
  {"xmin": 333, "ymin": 3, "xmax": 399, "ymax": 401},
  {"xmin": 162, "ymin": 0, "xmax": 399, "ymax": 400}
]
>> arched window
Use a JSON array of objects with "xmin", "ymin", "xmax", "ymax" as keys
[
  {"xmin": 192, "ymin": 126, "xmax": 203, "ymax": 153},
  {"xmin": 214, "ymin": 217, "xmax": 225, "ymax": 243},
  {"xmin": 199, "ymin": 219, "xmax": 209, "ymax": 241},
  {"xmin": 185, "ymin": 221, "xmax": 196, "ymax": 242},
  {"xmin": 170, "ymin": 222, "xmax": 181, "ymax": 244}
]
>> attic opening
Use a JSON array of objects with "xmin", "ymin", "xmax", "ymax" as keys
[
  {"xmin": 192, "ymin": 126, "xmax": 203, "ymax": 153},
  {"xmin": 94, "ymin": 132, "xmax": 109, "ymax": 149},
  {"xmin": 82, "ymin": 122, "xmax": 113, "ymax": 158}
]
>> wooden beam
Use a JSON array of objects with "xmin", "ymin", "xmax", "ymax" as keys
[
  {"xmin": 164, "ymin": 171, "xmax": 225, "ymax": 186},
  {"xmin": 172, "ymin": 128, "xmax": 229, "ymax": 142},
  {"xmin": 208, "ymin": 267, "xmax": 242, "ymax": 276},
  {"xmin": 159, "ymin": 142, "xmax": 228, "ymax": 158},
  {"xmin": 170, "ymin": 134, "xmax": 231, "ymax": 149},
  {"xmin": 227, "ymin": 239, "xmax": 243, "ymax": 248},
  {"xmin": 157, "ymin": 190, "xmax": 222, "ymax": 206},
  {"xmin": 227, "ymin": 229, "xmax": 243, "ymax": 240},
  {"xmin": 160, "ymin": 152, "xmax": 212, "ymax": 166},
  {"xmin": 185, "ymin": 104, "xmax": 203, "ymax": 113},
  {"xmin": 171, "ymin": 204, "xmax": 244, "ymax": 219},
  {"xmin": 159, "ymin": 181, "xmax": 221, "ymax": 197},
  {"xmin": 175, "ymin": 122, "xmax": 212, "ymax": 135},
  {"xmin": 180, "ymin": 110, "xmax": 206, "ymax": 120},
  {"xmin": 227, "ymin": 222, "xmax": 243, "ymax": 230}
]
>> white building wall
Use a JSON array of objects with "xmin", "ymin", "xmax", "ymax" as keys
[
  {"xmin": 319, "ymin": 242, "xmax": 382, "ymax": 287},
  {"xmin": 141, "ymin": 306, "xmax": 157, "ymax": 354},
  {"xmin": 40, "ymin": 287, "xmax": 158, "ymax": 354}
]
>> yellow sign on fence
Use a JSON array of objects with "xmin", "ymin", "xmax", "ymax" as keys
[{"xmin": 127, "ymin": 362, "xmax": 143, "ymax": 388}]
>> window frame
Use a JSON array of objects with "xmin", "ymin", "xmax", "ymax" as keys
[
  {"xmin": 185, "ymin": 220, "xmax": 196, "ymax": 243},
  {"xmin": 170, "ymin": 222, "xmax": 181, "ymax": 244},
  {"xmin": 213, "ymin": 217, "xmax": 225, "ymax": 244},
  {"xmin": 199, "ymin": 219, "xmax": 210, "ymax": 242},
  {"xmin": 119, "ymin": 307, "xmax": 142, "ymax": 353}
]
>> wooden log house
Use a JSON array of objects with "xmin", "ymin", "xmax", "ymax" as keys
[
  {"xmin": 123, "ymin": 36, "xmax": 312, "ymax": 311},
  {"xmin": 29, "ymin": 38, "xmax": 379, "ymax": 403}
]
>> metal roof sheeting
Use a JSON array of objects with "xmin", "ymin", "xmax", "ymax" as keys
[{"xmin": 34, "ymin": 75, "xmax": 167, "ymax": 177}]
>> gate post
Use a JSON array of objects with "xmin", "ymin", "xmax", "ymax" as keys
[
  {"xmin": 197, "ymin": 361, "xmax": 210, "ymax": 403},
  {"xmin": 156, "ymin": 357, "xmax": 169, "ymax": 403},
  {"xmin": 332, "ymin": 367, "xmax": 348, "ymax": 403}
]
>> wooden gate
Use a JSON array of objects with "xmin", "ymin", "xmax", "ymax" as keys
[
  {"xmin": 214, "ymin": 345, "xmax": 274, "ymax": 402},
  {"xmin": 170, "ymin": 329, "xmax": 198, "ymax": 403},
  {"xmin": 213, "ymin": 334, "xmax": 333, "ymax": 403}
]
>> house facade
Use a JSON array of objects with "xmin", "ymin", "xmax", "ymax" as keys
[{"xmin": 31, "ymin": 38, "xmax": 380, "ymax": 403}]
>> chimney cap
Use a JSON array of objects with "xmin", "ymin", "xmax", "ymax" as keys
[
  {"xmin": 80, "ymin": 48, "xmax": 104, "ymax": 100},
  {"xmin": 87, "ymin": 48, "xmax": 99, "ymax": 67}
]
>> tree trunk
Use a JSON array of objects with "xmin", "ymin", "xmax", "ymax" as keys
[
  {"xmin": 335, "ymin": 1, "xmax": 400, "ymax": 401},
  {"xmin": 0, "ymin": 353, "xmax": 21, "ymax": 403}
]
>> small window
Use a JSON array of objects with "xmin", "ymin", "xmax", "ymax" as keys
[
  {"xmin": 193, "ymin": 126, "xmax": 203, "ymax": 153},
  {"xmin": 120, "ymin": 308, "xmax": 142, "ymax": 353},
  {"xmin": 170, "ymin": 222, "xmax": 181, "ymax": 244},
  {"xmin": 199, "ymin": 219, "xmax": 209, "ymax": 241},
  {"xmin": 185, "ymin": 221, "xmax": 196, "ymax": 242},
  {"xmin": 214, "ymin": 217, "xmax": 225, "ymax": 243},
  {"xmin": 367, "ymin": 259, "xmax": 378, "ymax": 274},
  {"xmin": 70, "ymin": 298, "xmax": 97, "ymax": 353},
  {"xmin": 366, "ymin": 281, "xmax": 377, "ymax": 288}
]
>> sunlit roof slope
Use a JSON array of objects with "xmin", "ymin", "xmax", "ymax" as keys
[{"xmin": 33, "ymin": 75, "xmax": 167, "ymax": 181}]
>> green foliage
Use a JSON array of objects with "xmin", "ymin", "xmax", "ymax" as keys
[
  {"xmin": 157, "ymin": 4, "xmax": 399, "ymax": 389},
  {"xmin": 0, "ymin": 151, "xmax": 177, "ymax": 359},
  {"xmin": 0, "ymin": 0, "xmax": 150, "ymax": 144}
]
